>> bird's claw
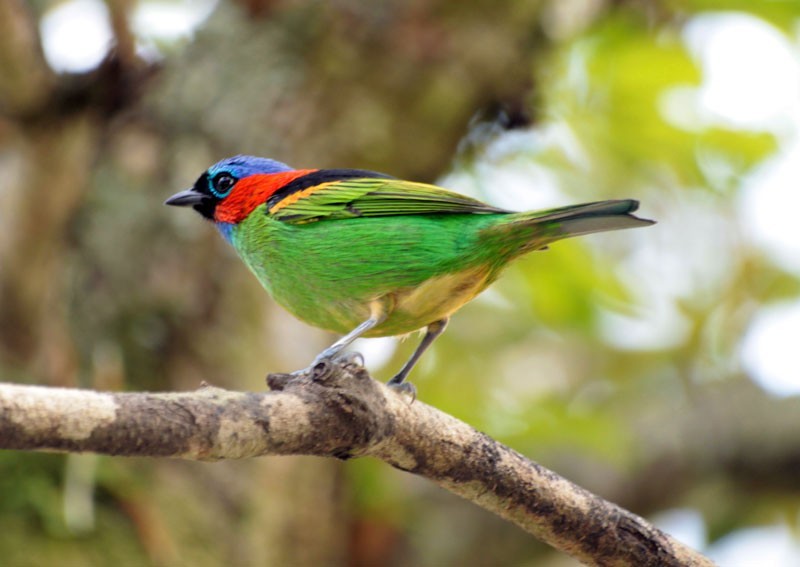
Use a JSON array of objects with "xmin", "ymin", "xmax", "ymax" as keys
[
  {"xmin": 290, "ymin": 351, "xmax": 364, "ymax": 383},
  {"xmin": 388, "ymin": 380, "xmax": 417, "ymax": 403},
  {"xmin": 336, "ymin": 351, "xmax": 365, "ymax": 369},
  {"xmin": 289, "ymin": 360, "xmax": 328, "ymax": 379}
]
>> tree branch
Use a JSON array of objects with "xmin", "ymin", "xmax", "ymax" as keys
[{"xmin": 0, "ymin": 358, "xmax": 713, "ymax": 566}]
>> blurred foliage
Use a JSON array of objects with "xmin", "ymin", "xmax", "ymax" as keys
[
  {"xmin": 1, "ymin": 0, "xmax": 799, "ymax": 565},
  {"xmin": 675, "ymin": 0, "xmax": 800, "ymax": 31}
]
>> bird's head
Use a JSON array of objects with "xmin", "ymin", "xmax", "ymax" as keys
[{"xmin": 165, "ymin": 155, "xmax": 301, "ymax": 223}]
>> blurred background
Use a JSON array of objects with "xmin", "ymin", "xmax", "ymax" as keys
[{"xmin": 1, "ymin": 0, "xmax": 799, "ymax": 565}]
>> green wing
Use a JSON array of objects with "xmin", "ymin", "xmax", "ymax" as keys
[{"xmin": 269, "ymin": 176, "xmax": 508, "ymax": 223}]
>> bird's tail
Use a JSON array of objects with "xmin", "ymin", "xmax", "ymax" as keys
[{"xmin": 484, "ymin": 199, "xmax": 654, "ymax": 253}]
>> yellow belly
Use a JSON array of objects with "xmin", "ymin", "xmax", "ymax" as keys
[{"xmin": 365, "ymin": 265, "xmax": 493, "ymax": 337}]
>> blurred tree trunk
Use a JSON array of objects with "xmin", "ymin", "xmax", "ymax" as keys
[{"xmin": 0, "ymin": 118, "xmax": 95, "ymax": 378}]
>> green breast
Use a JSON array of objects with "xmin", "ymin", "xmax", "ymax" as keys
[{"xmin": 230, "ymin": 207, "xmax": 509, "ymax": 336}]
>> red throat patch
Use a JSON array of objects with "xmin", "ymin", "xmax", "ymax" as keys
[{"xmin": 214, "ymin": 169, "xmax": 317, "ymax": 224}]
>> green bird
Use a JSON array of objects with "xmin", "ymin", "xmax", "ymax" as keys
[{"xmin": 166, "ymin": 155, "xmax": 654, "ymax": 390}]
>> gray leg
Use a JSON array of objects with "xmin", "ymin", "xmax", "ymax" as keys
[
  {"xmin": 388, "ymin": 318, "xmax": 449, "ymax": 386},
  {"xmin": 312, "ymin": 314, "xmax": 384, "ymax": 365}
]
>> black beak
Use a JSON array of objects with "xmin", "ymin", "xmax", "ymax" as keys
[{"xmin": 165, "ymin": 188, "xmax": 209, "ymax": 207}]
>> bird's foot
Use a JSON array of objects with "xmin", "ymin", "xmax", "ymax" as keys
[
  {"xmin": 289, "ymin": 351, "xmax": 365, "ymax": 382},
  {"xmin": 387, "ymin": 380, "xmax": 416, "ymax": 403},
  {"xmin": 336, "ymin": 351, "xmax": 365, "ymax": 370}
]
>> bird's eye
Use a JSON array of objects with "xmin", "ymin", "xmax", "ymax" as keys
[{"xmin": 210, "ymin": 173, "xmax": 236, "ymax": 198}]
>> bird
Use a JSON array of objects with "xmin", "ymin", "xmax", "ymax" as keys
[{"xmin": 166, "ymin": 155, "xmax": 654, "ymax": 392}]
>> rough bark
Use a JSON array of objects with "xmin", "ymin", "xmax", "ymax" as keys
[{"xmin": 0, "ymin": 357, "xmax": 714, "ymax": 567}]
